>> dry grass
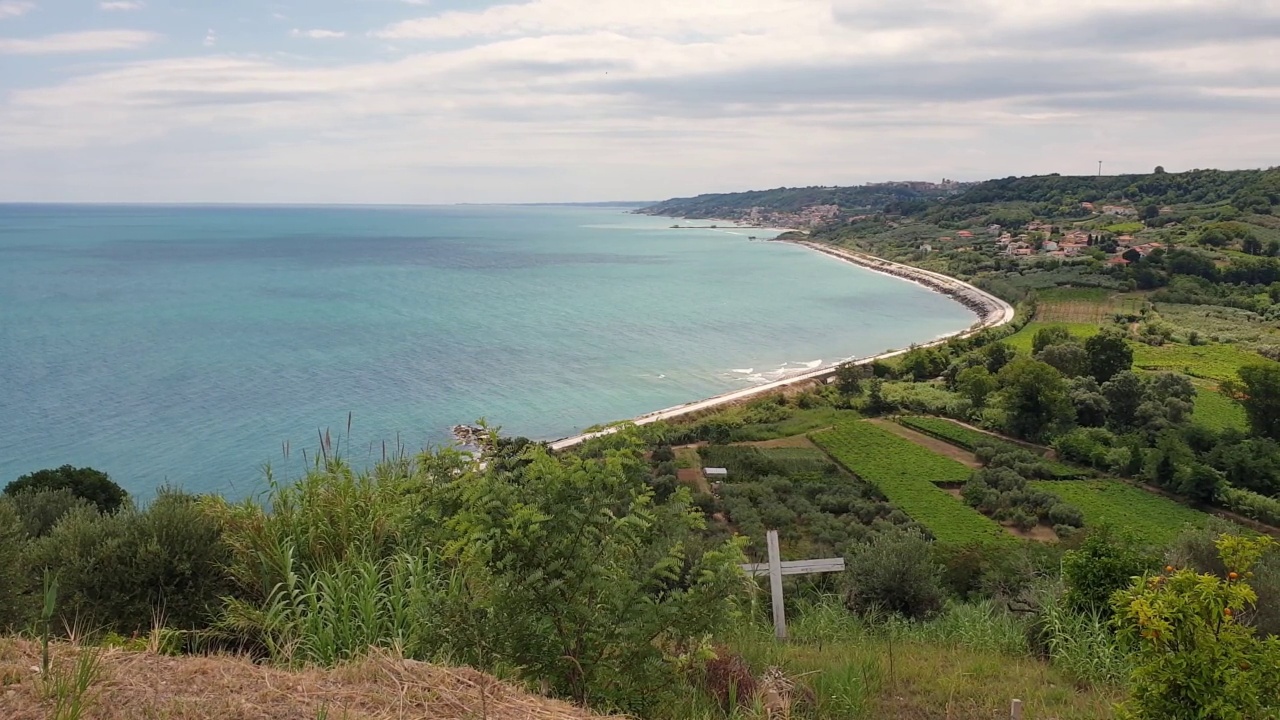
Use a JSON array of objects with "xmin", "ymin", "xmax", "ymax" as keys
[
  {"xmin": 0, "ymin": 640, "xmax": 615, "ymax": 720},
  {"xmin": 1035, "ymin": 290, "xmax": 1146, "ymax": 325}
]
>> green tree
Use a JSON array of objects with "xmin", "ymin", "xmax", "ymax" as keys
[
  {"xmin": 1103, "ymin": 371, "xmax": 1147, "ymax": 430},
  {"xmin": 0, "ymin": 498, "xmax": 25, "ymax": 629},
  {"xmin": 1032, "ymin": 326, "xmax": 1073, "ymax": 354},
  {"xmin": 956, "ymin": 365, "xmax": 997, "ymax": 408},
  {"xmin": 834, "ymin": 361, "xmax": 864, "ymax": 396},
  {"xmin": 1239, "ymin": 362, "xmax": 1280, "ymax": 440},
  {"xmin": 1036, "ymin": 342, "xmax": 1090, "ymax": 377},
  {"xmin": 1085, "ymin": 329, "xmax": 1134, "ymax": 383},
  {"xmin": 1069, "ymin": 376, "xmax": 1110, "ymax": 428},
  {"xmin": 997, "ymin": 358, "xmax": 1075, "ymax": 441},
  {"xmin": 1243, "ymin": 235, "xmax": 1264, "ymax": 255},
  {"xmin": 1114, "ymin": 535, "xmax": 1280, "ymax": 720},
  {"xmin": 5, "ymin": 465, "xmax": 127, "ymax": 514}
]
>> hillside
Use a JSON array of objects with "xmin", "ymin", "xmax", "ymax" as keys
[
  {"xmin": 634, "ymin": 181, "xmax": 968, "ymax": 227},
  {"xmin": 0, "ymin": 640, "xmax": 613, "ymax": 720}
]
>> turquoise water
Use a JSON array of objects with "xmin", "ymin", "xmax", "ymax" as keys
[{"xmin": 0, "ymin": 204, "xmax": 975, "ymax": 498}]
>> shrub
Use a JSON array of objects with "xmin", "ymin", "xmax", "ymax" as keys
[
  {"xmin": 1062, "ymin": 528, "xmax": 1158, "ymax": 616},
  {"xmin": 25, "ymin": 489, "xmax": 232, "ymax": 633},
  {"xmin": 6, "ymin": 488, "xmax": 91, "ymax": 538},
  {"xmin": 1114, "ymin": 535, "xmax": 1280, "ymax": 720},
  {"xmin": 0, "ymin": 498, "xmax": 25, "ymax": 629},
  {"xmin": 843, "ymin": 528, "xmax": 944, "ymax": 619},
  {"xmin": 1219, "ymin": 485, "xmax": 1280, "ymax": 527},
  {"xmin": 4, "ymin": 465, "xmax": 127, "ymax": 514}
]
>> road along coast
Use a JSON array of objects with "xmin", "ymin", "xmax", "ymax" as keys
[{"xmin": 548, "ymin": 241, "xmax": 1015, "ymax": 452}]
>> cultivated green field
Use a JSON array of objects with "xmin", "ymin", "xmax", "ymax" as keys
[
  {"xmin": 1131, "ymin": 342, "xmax": 1267, "ymax": 382},
  {"xmin": 1191, "ymin": 383, "xmax": 1249, "ymax": 432},
  {"xmin": 1029, "ymin": 480, "xmax": 1213, "ymax": 545},
  {"xmin": 811, "ymin": 421, "xmax": 1009, "ymax": 545},
  {"xmin": 896, "ymin": 416, "xmax": 1086, "ymax": 478},
  {"xmin": 1004, "ymin": 322, "xmax": 1100, "ymax": 354}
]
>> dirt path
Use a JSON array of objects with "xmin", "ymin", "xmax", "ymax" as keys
[{"xmin": 868, "ymin": 419, "xmax": 983, "ymax": 468}]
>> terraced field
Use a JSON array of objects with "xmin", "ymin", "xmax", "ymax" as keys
[
  {"xmin": 1191, "ymin": 383, "xmax": 1249, "ymax": 432},
  {"xmin": 1030, "ymin": 480, "xmax": 1213, "ymax": 545},
  {"xmin": 896, "ymin": 416, "xmax": 1086, "ymax": 478},
  {"xmin": 811, "ymin": 421, "xmax": 1009, "ymax": 545}
]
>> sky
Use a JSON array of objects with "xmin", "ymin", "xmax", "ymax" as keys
[{"xmin": 0, "ymin": 0, "xmax": 1278, "ymax": 204}]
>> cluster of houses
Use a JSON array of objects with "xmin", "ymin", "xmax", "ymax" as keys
[
  {"xmin": 744, "ymin": 204, "xmax": 841, "ymax": 228},
  {"xmin": 928, "ymin": 219, "xmax": 1165, "ymax": 265}
]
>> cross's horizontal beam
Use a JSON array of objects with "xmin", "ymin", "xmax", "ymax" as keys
[{"xmin": 740, "ymin": 557, "xmax": 845, "ymax": 577}]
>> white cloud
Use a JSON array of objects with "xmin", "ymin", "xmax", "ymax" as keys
[
  {"xmin": 203, "ymin": 28, "xmax": 216, "ymax": 47},
  {"xmin": 1, "ymin": 0, "xmax": 1279, "ymax": 202},
  {"xmin": 0, "ymin": 29, "xmax": 158, "ymax": 54},
  {"xmin": 100, "ymin": 1, "xmax": 144, "ymax": 10},
  {"xmin": 290, "ymin": 28, "xmax": 346, "ymax": 39},
  {"xmin": 401, "ymin": 0, "xmax": 429, "ymax": 5},
  {"xmin": 0, "ymin": 1, "xmax": 33, "ymax": 20}
]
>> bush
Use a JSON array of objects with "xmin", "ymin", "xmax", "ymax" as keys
[
  {"xmin": 4, "ymin": 465, "xmax": 127, "ymax": 514},
  {"xmin": 0, "ymin": 498, "xmax": 25, "ymax": 629},
  {"xmin": 1062, "ymin": 528, "xmax": 1158, "ymax": 616},
  {"xmin": 843, "ymin": 528, "xmax": 944, "ymax": 619},
  {"xmin": 1219, "ymin": 485, "xmax": 1280, "ymax": 527},
  {"xmin": 25, "ymin": 489, "xmax": 232, "ymax": 633},
  {"xmin": 7, "ymin": 488, "xmax": 92, "ymax": 538}
]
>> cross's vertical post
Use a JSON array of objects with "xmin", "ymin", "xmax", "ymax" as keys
[
  {"xmin": 766, "ymin": 529, "xmax": 786, "ymax": 640},
  {"xmin": 1010, "ymin": 698, "xmax": 1023, "ymax": 720}
]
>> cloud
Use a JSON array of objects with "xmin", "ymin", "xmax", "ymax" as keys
[
  {"xmin": 0, "ymin": 29, "xmax": 158, "ymax": 54},
  {"xmin": 2, "ymin": 0, "xmax": 1280, "ymax": 203},
  {"xmin": 99, "ymin": 1, "xmax": 144, "ymax": 10},
  {"xmin": 203, "ymin": 28, "xmax": 216, "ymax": 47},
  {"xmin": 0, "ymin": 1, "xmax": 33, "ymax": 20},
  {"xmin": 290, "ymin": 28, "xmax": 346, "ymax": 39}
]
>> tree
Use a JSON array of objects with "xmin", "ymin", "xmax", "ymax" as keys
[
  {"xmin": 1069, "ymin": 376, "xmax": 1110, "ymax": 427},
  {"xmin": 955, "ymin": 365, "xmax": 997, "ymax": 408},
  {"xmin": 997, "ymin": 359, "xmax": 1075, "ymax": 441},
  {"xmin": 900, "ymin": 347, "xmax": 949, "ymax": 381},
  {"xmin": 1153, "ymin": 166, "xmax": 1167, "ymax": 174},
  {"xmin": 1032, "ymin": 326, "xmax": 1073, "ymax": 354},
  {"xmin": 982, "ymin": 342, "xmax": 1017, "ymax": 374},
  {"xmin": 843, "ymin": 527, "xmax": 944, "ymax": 619},
  {"xmin": 1122, "ymin": 248, "xmax": 1143, "ymax": 264},
  {"xmin": 1036, "ymin": 342, "xmax": 1090, "ymax": 378},
  {"xmin": 1113, "ymin": 535, "xmax": 1280, "ymax": 720},
  {"xmin": 1239, "ymin": 362, "xmax": 1280, "ymax": 440},
  {"xmin": 5, "ymin": 466, "xmax": 126, "ymax": 514},
  {"xmin": 1243, "ymin": 234, "xmax": 1264, "ymax": 256},
  {"xmin": 1142, "ymin": 204, "xmax": 1160, "ymax": 220},
  {"xmin": 1103, "ymin": 371, "xmax": 1147, "ymax": 429},
  {"xmin": 1085, "ymin": 329, "xmax": 1134, "ymax": 383},
  {"xmin": 834, "ymin": 361, "xmax": 864, "ymax": 396}
]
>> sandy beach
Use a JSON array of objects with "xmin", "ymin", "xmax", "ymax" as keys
[{"xmin": 548, "ymin": 241, "xmax": 1015, "ymax": 451}]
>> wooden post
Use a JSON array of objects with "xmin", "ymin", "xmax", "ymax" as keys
[
  {"xmin": 739, "ymin": 532, "xmax": 843, "ymax": 642},
  {"xmin": 767, "ymin": 529, "xmax": 787, "ymax": 640},
  {"xmin": 1010, "ymin": 698, "xmax": 1023, "ymax": 720}
]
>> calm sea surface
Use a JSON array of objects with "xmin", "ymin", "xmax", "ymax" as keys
[{"xmin": 0, "ymin": 204, "xmax": 975, "ymax": 498}]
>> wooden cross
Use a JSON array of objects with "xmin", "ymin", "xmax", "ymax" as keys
[{"xmin": 739, "ymin": 530, "xmax": 845, "ymax": 640}]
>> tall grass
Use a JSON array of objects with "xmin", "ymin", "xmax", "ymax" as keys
[{"xmin": 1033, "ymin": 581, "xmax": 1131, "ymax": 686}]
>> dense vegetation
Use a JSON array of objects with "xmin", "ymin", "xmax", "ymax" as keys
[{"xmin": 9, "ymin": 166, "xmax": 1280, "ymax": 719}]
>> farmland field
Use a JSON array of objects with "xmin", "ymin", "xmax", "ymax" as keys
[
  {"xmin": 1030, "ymin": 480, "xmax": 1213, "ymax": 545},
  {"xmin": 1005, "ymin": 322, "xmax": 1100, "ymax": 354},
  {"xmin": 1191, "ymin": 383, "xmax": 1248, "ymax": 432},
  {"xmin": 811, "ymin": 421, "xmax": 1009, "ymax": 545},
  {"xmin": 1034, "ymin": 288, "xmax": 1147, "ymax": 324},
  {"xmin": 896, "ymin": 416, "xmax": 1086, "ymax": 478},
  {"xmin": 1131, "ymin": 342, "xmax": 1266, "ymax": 382}
]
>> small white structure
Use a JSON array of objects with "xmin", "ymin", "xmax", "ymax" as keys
[{"xmin": 704, "ymin": 467, "xmax": 728, "ymax": 478}]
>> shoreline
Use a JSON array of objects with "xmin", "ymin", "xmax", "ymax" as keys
[{"xmin": 547, "ymin": 240, "xmax": 1015, "ymax": 451}]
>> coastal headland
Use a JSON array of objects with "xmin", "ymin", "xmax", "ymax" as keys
[{"xmin": 548, "ymin": 239, "xmax": 1015, "ymax": 451}]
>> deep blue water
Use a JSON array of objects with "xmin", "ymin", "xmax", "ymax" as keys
[{"xmin": 0, "ymin": 204, "xmax": 975, "ymax": 498}]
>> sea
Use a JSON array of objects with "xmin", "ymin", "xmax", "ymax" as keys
[{"xmin": 0, "ymin": 204, "xmax": 976, "ymax": 498}]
